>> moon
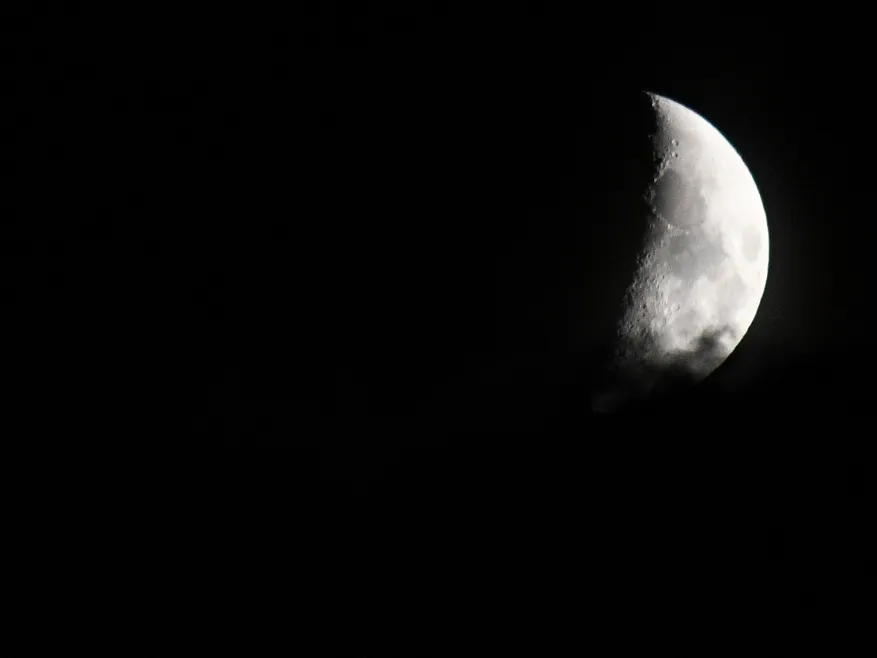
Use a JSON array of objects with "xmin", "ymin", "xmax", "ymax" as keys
[{"xmin": 592, "ymin": 92, "xmax": 769, "ymax": 412}]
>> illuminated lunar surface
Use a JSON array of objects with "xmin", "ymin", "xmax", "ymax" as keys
[{"xmin": 593, "ymin": 93, "xmax": 769, "ymax": 412}]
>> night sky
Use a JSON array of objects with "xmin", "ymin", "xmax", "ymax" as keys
[{"xmin": 6, "ymin": 3, "xmax": 873, "ymax": 653}]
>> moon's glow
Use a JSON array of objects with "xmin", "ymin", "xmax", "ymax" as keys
[{"xmin": 602, "ymin": 93, "xmax": 769, "ymax": 407}]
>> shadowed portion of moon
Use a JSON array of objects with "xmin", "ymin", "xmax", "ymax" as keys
[
  {"xmin": 592, "ymin": 324, "xmax": 745, "ymax": 414},
  {"xmin": 567, "ymin": 91, "xmax": 663, "ymax": 352},
  {"xmin": 590, "ymin": 92, "xmax": 769, "ymax": 413}
]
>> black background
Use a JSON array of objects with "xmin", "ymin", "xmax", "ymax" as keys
[{"xmin": 5, "ymin": 2, "xmax": 874, "ymax": 654}]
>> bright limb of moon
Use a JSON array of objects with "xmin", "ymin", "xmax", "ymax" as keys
[{"xmin": 597, "ymin": 93, "xmax": 769, "ymax": 410}]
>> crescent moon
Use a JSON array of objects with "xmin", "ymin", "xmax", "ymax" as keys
[{"xmin": 593, "ymin": 92, "xmax": 770, "ymax": 412}]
